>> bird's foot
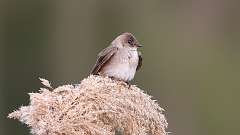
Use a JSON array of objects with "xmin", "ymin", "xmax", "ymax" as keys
[
  {"xmin": 126, "ymin": 81, "xmax": 131, "ymax": 89},
  {"xmin": 118, "ymin": 81, "xmax": 131, "ymax": 89},
  {"xmin": 108, "ymin": 76, "xmax": 131, "ymax": 89}
]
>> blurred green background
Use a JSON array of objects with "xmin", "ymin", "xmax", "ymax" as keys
[{"xmin": 1, "ymin": 0, "xmax": 240, "ymax": 135}]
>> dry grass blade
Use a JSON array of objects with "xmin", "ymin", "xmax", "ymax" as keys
[{"xmin": 8, "ymin": 75, "xmax": 168, "ymax": 135}]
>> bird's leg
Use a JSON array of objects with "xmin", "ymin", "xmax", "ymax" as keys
[
  {"xmin": 126, "ymin": 81, "xmax": 131, "ymax": 89},
  {"xmin": 108, "ymin": 76, "xmax": 131, "ymax": 88},
  {"xmin": 118, "ymin": 80, "xmax": 131, "ymax": 89},
  {"xmin": 109, "ymin": 76, "xmax": 118, "ymax": 81}
]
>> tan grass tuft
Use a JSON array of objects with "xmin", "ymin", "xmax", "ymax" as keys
[{"xmin": 8, "ymin": 75, "xmax": 168, "ymax": 135}]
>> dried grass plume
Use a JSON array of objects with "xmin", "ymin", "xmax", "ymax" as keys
[{"xmin": 8, "ymin": 75, "xmax": 168, "ymax": 135}]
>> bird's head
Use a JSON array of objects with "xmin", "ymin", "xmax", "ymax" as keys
[{"xmin": 111, "ymin": 32, "xmax": 142, "ymax": 49}]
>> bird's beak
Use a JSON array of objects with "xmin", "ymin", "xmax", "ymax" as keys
[{"xmin": 137, "ymin": 44, "xmax": 143, "ymax": 48}]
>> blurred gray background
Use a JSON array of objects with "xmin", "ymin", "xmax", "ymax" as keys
[{"xmin": 1, "ymin": 0, "xmax": 240, "ymax": 135}]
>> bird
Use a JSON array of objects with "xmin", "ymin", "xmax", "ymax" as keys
[{"xmin": 90, "ymin": 32, "xmax": 142, "ymax": 83}]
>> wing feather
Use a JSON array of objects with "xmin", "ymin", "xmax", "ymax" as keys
[
  {"xmin": 136, "ymin": 51, "xmax": 142, "ymax": 71},
  {"xmin": 91, "ymin": 46, "xmax": 118, "ymax": 75}
]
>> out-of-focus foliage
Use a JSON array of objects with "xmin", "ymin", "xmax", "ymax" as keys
[{"xmin": 1, "ymin": 0, "xmax": 240, "ymax": 135}]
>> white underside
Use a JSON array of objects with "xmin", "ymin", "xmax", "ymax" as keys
[
  {"xmin": 100, "ymin": 48, "xmax": 138, "ymax": 82},
  {"xmin": 102, "ymin": 63, "xmax": 136, "ymax": 81}
]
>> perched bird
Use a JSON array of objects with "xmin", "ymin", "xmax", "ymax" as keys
[{"xmin": 91, "ymin": 32, "xmax": 142, "ymax": 83}]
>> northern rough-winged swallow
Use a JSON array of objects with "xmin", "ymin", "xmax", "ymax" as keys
[{"xmin": 91, "ymin": 32, "xmax": 142, "ymax": 82}]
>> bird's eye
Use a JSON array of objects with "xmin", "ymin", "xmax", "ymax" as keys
[{"xmin": 128, "ymin": 37, "xmax": 134, "ymax": 45}]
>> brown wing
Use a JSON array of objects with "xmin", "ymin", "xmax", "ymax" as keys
[
  {"xmin": 136, "ymin": 51, "xmax": 142, "ymax": 71},
  {"xmin": 91, "ymin": 46, "xmax": 118, "ymax": 75}
]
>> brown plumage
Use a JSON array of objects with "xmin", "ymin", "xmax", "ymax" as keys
[
  {"xmin": 91, "ymin": 46, "xmax": 118, "ymax": 75},
  {"xmin": 91, "ymin": 32, "xmax": 142, "ymax": 82}
]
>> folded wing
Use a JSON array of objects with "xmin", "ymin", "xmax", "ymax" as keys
[
  {"xmin": 91, "ymin": 46, "xmax": 118, "ymax": 75},
  {"xmin": 136, "ymin": 51, "xmax": 142, "ymax": 71}
]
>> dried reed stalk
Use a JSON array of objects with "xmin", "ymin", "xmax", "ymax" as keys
[{"xmin": 8, "ymin": 75, "xmax": 168, "ymax": 135}]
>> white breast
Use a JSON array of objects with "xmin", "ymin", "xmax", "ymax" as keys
[{"xmin": 100, "ymin": 48, "xmax": 139, "ymax": 82}]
